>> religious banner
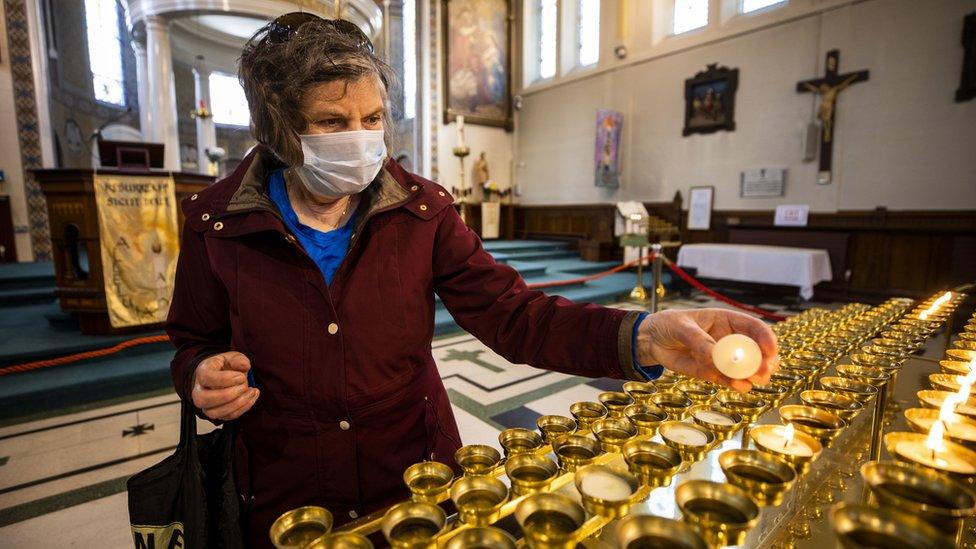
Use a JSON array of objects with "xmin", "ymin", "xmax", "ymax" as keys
[
  {"xmin": 93, "ymin": 174, "xmax": 179, "ymax": 328},
  {"xmin": 595, "ymin": 109, "xmax": 623, "ymax": 188}
]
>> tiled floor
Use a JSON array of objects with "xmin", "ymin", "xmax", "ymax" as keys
[{"xmin": 0, "ymin": 296, "xmax": 811, "ymax": 548}]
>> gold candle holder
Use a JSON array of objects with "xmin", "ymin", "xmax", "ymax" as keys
[
  {"xmin": 536, "ymin": 415, "xmax": 577, "ymax": 444},
  {"xmin": 884, "ymin": 432, "xmax": 976, "ymax": 480},
  {"xmin": 569, "ymin": 401, "xmax": 608, "ymax": 431},
  {"xmin": 771, "ymin": 370, "xmax": 806, "ymax": 393},
  {"xmin": 552, "ymin": 434, "xmax": 603, "ymax": 472},
  {"xmin": 820, "ymin": 376, "xmax": 878, "ymax": 404},
  {"xmin": 952, "ymin": 339, "xmax": 976, "ymax": 351},
  {"xmin": 676, "ymin": 480, "xmax": 760, "ymax": 547},
  {"xmin": 622, "ymin": 403, "xmax": 667, "ymax": 437},
  {"xmin": 749, "ymin": 383, "xmax": 789, "ymax": 407},
  {"xmin": 443, "ymin": 527, "xmax": 516, "ymax": 549},
  {"xmin": 918, "ymin": 390, "xmax": 976, "ymax": 420},
  {"xmin": 654, "ymin": 371, "xmax": 682, "ymax": 389},
  {"xmin": 498, "ymin": 428, "xmax": 544, "ymax": 457},
  {"xmin": 800, "ymin": 389, "xmax": 864, "ymax": 422},
  {"xmin": 573, "ymin": 464, "xmax": 644, "ymax": 519},
  {"xmin": 830, "ymin": 502, "xmax": 953, "ymax": 549},
  {"xmin": 449, "ymin": 475, "xmax": 509, "ymax": 526},
  {"xmin": 849, "ymin": 352, "xmax": 902, "ymax": 373},
  {"xmin": 836, "ymin": 364, "xmax": 891, "ymax": 386},
  {"xmin": 649, "ymin": 391, "xmax": 694, "ymax": 420},
  {"xmin": 270, "ymin": 506, "xmax": 334, "ymax": 549},
  {"xmin": 716, "ymin": 391, "xmax": 767, "ymax": 423},
  {"xmin": 615, "ymin": 515, "xmax": 708, "ymax": 549},
  {"xmin": 598, "ymin": 391, "xmax": 635, "ymax": 418},
  {"xmin": 592, "ymin": 417, "xmax": 639, "ymax": 453},
  {"xmin": 779, "ymin": 404, "xmax": 847, "ymax": 447},
  {"xmin": 659, "ymin": 420, "xmax": 716, "ymax": 462},
  {"xmin": 675, "ymin": 380, "xmax": 717, "ymax": 404},
  {"xmin": 750, "ymin": 424, "xmax": 822, "ymax": 474},
  {"xmin": 940, "ymin": 359, "xmax": 975, "ymax": 376},
  {"xmin": 305, "ymin": 532, "xmax": 373, "ymax": 549},
  {"xmin": 946, "ymin": 348, "xmax": 976, "ymax": 362},
  {"xmin": 689, "ymin": 404, "xmax": 742, "ymax": 442},
  {"xmin": 513, "ymin": 493, "xmax": 585, "ymax": 549},
  {"xmin": 403, "ymin": 461, "xmax": 454, "ymax": 503},
  {"xmin": 905, "ymin": 408, "xmax": 976, "ymax": 450},
  {"xmin": 861, "ymin": 460, "xmax": 976, "ymax": 540},
  {"xmin": 622, "ymin": 380, "xmax": 657, "ymax": 404},
  {"xmin": 505, "ymin": 453, "xmax": 559, "ymax": 496},
  {"xmin": 381, "ymin": 501, "xmax": 446, "ymax": 549},
  {"xmin": 928, "ymin": 373, "xmax": 970, "ymax": 393},
  {"xmin": 621, "ymin": 438, "xmax": 682, "ymax": 487},
  {"xmin": 455, "ymin": 445, "xmax": 501, "ymax": 476},
  {"xmin": 719, "ymin": 449, "xmax": 796, "ymax": 507}
]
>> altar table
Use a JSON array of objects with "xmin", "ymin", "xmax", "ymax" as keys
[{"xmin": 676, "ymin": 243, "xmax": 832, "ymax": 300}]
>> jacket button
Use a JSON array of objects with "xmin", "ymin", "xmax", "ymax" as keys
[
  {"xmin": 419, "ymin": 204, "xmax": 428, "ymax": 211},
  {"xmin": 201, "ymin": 213, "xmax": 211, "ymax": 221},
  {"xmin": 285, "ymin": 234, "xmax": 297, "ymax": 244},
  {"xmin": 328, "ymin": 323, "xmax": 339, "ymax": 335},
  {"xmin": 213, "ymin": 222, "xmax": 224, "ymax": 231},
  {"xmin": 348, "ymin": 510, "xmax": 358, "ymax": 519},
  {"xmin": 438, "ymin": 191, "xmax": 446, "ymax": 197},
  {"xmin": 340, "ymin": 420, "xmax": 351, "ymax": 430},
  {"xmin": 410, "ymin": 185, "xmax": 419, "ymax": 191},
  {"xmin": 190, "ymin": 194, "xmax": 199, "ymax": 200}
]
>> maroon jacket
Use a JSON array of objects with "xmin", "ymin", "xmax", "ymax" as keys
[{"xmin": 166, "ymin": 147, "xmax": 645, "ymax": 546}]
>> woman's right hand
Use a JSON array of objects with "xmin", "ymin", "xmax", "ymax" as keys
[{"xmin": 191, "ymin": 351, "xmax": 260, "ymax": 420}]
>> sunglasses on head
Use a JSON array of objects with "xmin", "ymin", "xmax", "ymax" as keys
[{"xmin": 264, "ymin": 12, "xmax": 374, "ymax": 52}]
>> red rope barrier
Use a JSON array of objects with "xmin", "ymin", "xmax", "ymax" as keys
[
  {"xmin": 0, "ymin": 335, "xmax": 171, "ymax": 376},
  {"xmin": 663, "ymin": 260, "xmax": 787, "ymax": 321}
]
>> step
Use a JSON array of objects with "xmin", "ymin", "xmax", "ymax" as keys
[
  {"xmin": 501, "ymin": 260, "xmax": 548, "ymax": 278},
  {"xmin": 0, "ymin": 287, "xmax": 57, "ymax": 307},
  {"xmin": 481, "ymin": 240, "xmax": 571, "ymax": 254},
  {"xmin": 498, "ymin": 250, "xmax": 578, "ymax": 262},
  {"xmin": 0, "ymin": 261, "xmax": 56, "ymax": 288},
  {"xmin": 544, "ymin": 259, "xmax": 622, "ymax": 276}
]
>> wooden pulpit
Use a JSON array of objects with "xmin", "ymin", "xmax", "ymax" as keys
[{"xmin": 32, "ymin": 168, "xmax": 213, "ymax": 335}]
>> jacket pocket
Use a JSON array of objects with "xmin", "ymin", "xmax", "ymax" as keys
[{"xmin": 423, "ymin": 393, "xmax": 463, "ymax": 465}]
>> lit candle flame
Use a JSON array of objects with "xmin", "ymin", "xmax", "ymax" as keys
[
  {"xmin": 920, "ymin": 310, "xmax": 930, "ymax": 320},
  {"xmin": 733, "ymin": 348, "xmax": 744, "ymax": 363},
  {"xmin": 926, "ymin": 419, "xmax": 947, "ymax": 454},
  {"xmin": 939, "ymin": 395, "xmax": 960, "ymax": 424},
  {"xmin": 782, "ymin": 423, "xmax": 795, "ymax": 450}
]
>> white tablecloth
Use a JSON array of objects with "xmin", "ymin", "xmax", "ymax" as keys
[{"xmin": 677, "ymin": 244, "xmax": 832, "ymax": 300}]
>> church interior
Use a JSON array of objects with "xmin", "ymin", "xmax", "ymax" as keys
[{"xmin": 0, "ymin": 0, "xmax": 975, "ymax": 547}]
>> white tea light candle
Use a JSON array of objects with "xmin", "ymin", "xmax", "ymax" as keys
[
  {"xmin": 579, "ymin": 471, "xmax": 633, "ymax": 501},
  {"xmin": 664, "ymin": 424, "xmax": 709, "ymax": 446},
  {"xmin": 712, "ymin": 334, "xmax": 762, "ymax": 380}
]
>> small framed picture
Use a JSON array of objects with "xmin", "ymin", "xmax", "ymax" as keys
[
  {"xmin": 683, "ymin": 64, "xmax": 738, "ymax": 136},
  {"xmin": 687, "ymin": 186, "xmax": 714, "ymax": 231}
]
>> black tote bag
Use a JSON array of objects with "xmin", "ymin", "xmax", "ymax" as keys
[{"xmin": 126, "ymin": 401, "xmax": 243, "ymax": 549}]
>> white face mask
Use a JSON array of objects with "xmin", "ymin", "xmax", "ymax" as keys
[{"xmin": 293, "ymin": 129, "xmax": 387, "ymax": 200}]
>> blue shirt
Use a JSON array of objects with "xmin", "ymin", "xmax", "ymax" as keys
[
  {"xmin": 632, "ymin": 312, "xmax": 663, "ymax": 380},
  {"xmin": 267, "ymin": 169, "xmax": 357, "ymax": 286}
]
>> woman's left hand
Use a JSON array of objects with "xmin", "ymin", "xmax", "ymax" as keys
[{"xmin": 635, "ymin": 308, "xmax": 779, "ymax": 393}]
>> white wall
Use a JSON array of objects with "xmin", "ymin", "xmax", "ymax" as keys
[{"xmin": 515, "ymin": 0, "xmax": 976, "ymax": 211}]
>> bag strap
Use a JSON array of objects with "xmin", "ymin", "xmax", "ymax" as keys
[{"xmin": 178, "ymin": 399, "xmax": 198, "ymax": 454}]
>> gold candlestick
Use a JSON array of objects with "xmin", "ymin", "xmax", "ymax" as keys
[{"xmin": 452, "ymin": 146, "xmax": 471, "ymax": 223}]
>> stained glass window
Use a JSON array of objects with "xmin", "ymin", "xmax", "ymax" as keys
[
  {"xmin": 538, "ymin": 0, "xmax": 557, "ymax": 79},
  {"xmin": 403, "ymin": 0, "xmax": 416, "ymax": 119},
  {"xmin": 673, "ymin": 0, "xmax": 708, "ymax": 35},
  {"xmin": 209, "ymin": 72, "xmax": 250, "ymax": 127},
  {"xmin": 84, "ymin": 0, "xmax": 125, "ymax": 106},
  {"xmin": 578, "ymin": 0, "xmax": 600, "ymax": 67}
]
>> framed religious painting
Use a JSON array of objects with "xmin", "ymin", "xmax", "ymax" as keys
[
  {"xmin": 595, "ymin": 109, "xmax": 623, "ymax": 188},
  {"xmin": 683, "ymin": 64, "xmax": 738, "ymax": 136},
  {"xmin": 442, "ymin": 0, "xmax": 513, "ymax": 130}
]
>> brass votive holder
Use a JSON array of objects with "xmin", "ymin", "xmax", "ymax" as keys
[
  {"xmin": 552, "ymin": 434, "xmax": 603, "ymax": 472},
  {"xmin": 615, "ymin": 514, "xmax": 708, "ymax": 549},
  {"xmin": 779, "ymin": 404, "xmax": 847, "ymax": 447},
  {"xmin": 499, "ymin": 428, "xmax": 543, "ymax": 457},
  {"xmin": 649, "ymin": 391, "xmax": 694, "ymax": 420},
  {"xmin": 271, "ymin": 506, "xmax": 334, "ymax": 549},
  {"xmin": 569, "ymin": 401, "xmax": 608, "ymax": 431},
  {"xmin": 928, "ymin": 373, "xmax": 969, "ymax": 393},
  {"xmin": 905, "ymin": 408, "xmax": 976, "ymax": 450},
  {"xmin": 675, "ymin": 379, "xmax": 718, "ymax": 404},
  {"xmin": 592, "ymin": 417, "xmax": 638, "ymax": 453},
  {"xmin": 952, "ymin": 339, "xmax": 976, "ymax": 351},
  {"xmin": 622, "ymin": 380, "xmax": 657, "ymax": 404},
  {"xmin": 940, "ymin": 359, "xmax": 975, "ymax": 376},
  {"xmin": 514, "ymin": 493, "xmax": 585, "ymax": 549},
  {"xmin": 621, "ymin": 438, "xmax": 682, "ymax": 487},
  {"xmin": 716, "ymin": 391, "xmax": 767, "ymax": 423},
  {"xmin": 306, "ymin": 533, "xmax": 373, "ymax": 549},
  {"xmin": 381, "ymin": 501, "xmax": 446, "ymax": 549},
  {"xmin": 945, "ymin": 348, "xmax": 976, "ymax": 362},
  {"xmin": 719, "ymin": 449, "xmax": 796, "ymax": 506},
  {"xmin": 403, "ymin": 461, "xmax": 454, "ymax": 503},
  {"xmin": 861, "ymin": 460, "xmax": 976, "ymax": 540},
  {"xmin": 918, "ymin": 390, "xmax": 976, "ymax": 420},
  {"xmin": 850, "ymin": 352, "xmax": 902, "ymax": 373},
  {"xmin": 536, "ymin": 415, "xmax": 577, "ymax": 444},
  {"xmin": 443, "ymin": 527, "xmax": 516, "ymax": 549},
  {"xmin": 749, "ymin": 383, "xmax": 789, "ymax": 407},
  {"xmin": 574, "ymin": 464, "xmax": 643, "ymax": 518},
  {"xmin": 676, "ymin": 479, "xmax": 760, "ymax": 547},
  {"xmin": 884, "ymin": 432, "xmax": 976, "ymax": 480},
  {"xmin": 800, "ymin": 389, "xmax": 864, "ymax": 421},
  {"xmin": 792, "ymin": 350, "xmax": 832, "ymax": 369},
  {"xmin": 820, "ymin": 375, "xmax": 878, "ymax": 404},
  {"xmin": 455, "ymin": 445, "xmax": 502, "ymax": 476},
  {"xmin": 830, "ymin": 502, "xmax": 953, "ymax": 549},
  {"xmin": 653, "ymin": 371, "xmax": 681, "ymax": 390},
  {"xmin": 780, "ymin": 361, "xmax": 819, "ymax": 384},
  {"xmin": 622, "ymin": 403, "xmax": 667, "ymax": 437},
  {"xmin": 505, "ymin": 453, "xmax": 559, "ymax": 496},
  {"xmin": 836, "ymin": 364, "xmax": 891, "ymax": 387},
  {"xmin": 771, "ymin": 370, "xmax": 805, "ymax": 393},
  {"xmin": 598, "ymin": 391, "xmax": 635, "ymax": 418},
  {"xmin": 750, "ymin": 424, "xmax": 823, "ymax": 474},
  {"xmin": 449, "ymin": 475, "xmax": 509, "ymax": 526},
  {"xmin": 689, "ymin": 404, "xmax": 742, "ymax": 442},
  {"xmin": 659, "ymin": 420, "xmax": 716, "ymax": 462}
]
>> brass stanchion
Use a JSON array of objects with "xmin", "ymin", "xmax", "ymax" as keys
[{"xmin": 649, "ymin": 243, "xmax": 663, "ymax": 313}]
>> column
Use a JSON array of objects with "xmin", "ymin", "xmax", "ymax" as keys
[
  {"xmin": 193, "ymin": 65, "xmax": 216, "ymax": 174},
  {"xmin": 130, "ymin": 39, "xmax": 152, "ymax": 141},
  {"xmin": 382, "ymin": 0, "xmax": 392, "ymax": 61},
  {"xmin": 144, "ymin": 15, "xmax": 181, "ymax": 171}
]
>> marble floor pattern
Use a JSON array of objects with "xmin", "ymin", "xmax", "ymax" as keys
[{"xmin": 0, "ymin": 296, "xmax": 807, "ymax": 548}]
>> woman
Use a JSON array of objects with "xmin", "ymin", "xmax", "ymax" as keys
[{"xmin": 166, "ymin": 13, "xmax": 778, "ymax": 546}]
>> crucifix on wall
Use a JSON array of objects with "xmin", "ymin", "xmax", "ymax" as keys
[{"xmin": 797, "ymin": 49, "xmax": 870, "ymax": 184}]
